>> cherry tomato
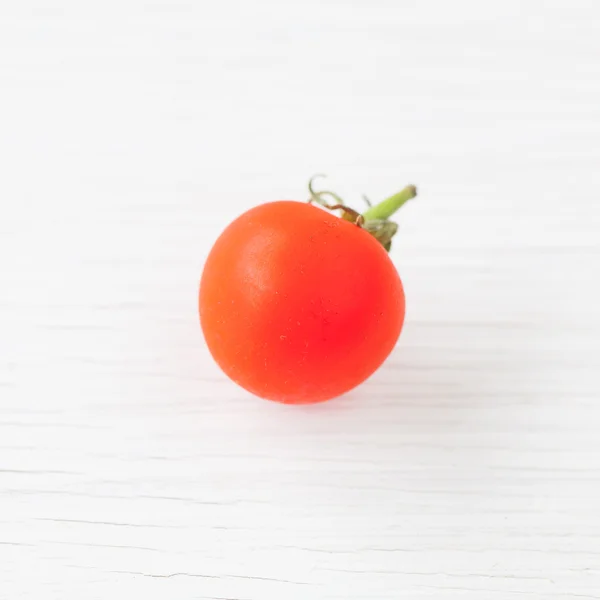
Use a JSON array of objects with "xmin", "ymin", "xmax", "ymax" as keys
[{"xmin": 199, "ymin": 181, "xmax": 415, "ymax": 404}]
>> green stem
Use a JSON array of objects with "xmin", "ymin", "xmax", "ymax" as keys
[{"xmin": 361, "ymin": 185, "xmax": 417, "ymax": 221}]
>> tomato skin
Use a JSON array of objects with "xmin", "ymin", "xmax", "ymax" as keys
[{"xmin": 199, "ymin": 200, "xmax": 405, "ymax": 404}]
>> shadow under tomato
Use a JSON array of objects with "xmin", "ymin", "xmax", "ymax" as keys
[{"xmin": 284, "ymin": 317, "xmax": 540, "ymax": 441}]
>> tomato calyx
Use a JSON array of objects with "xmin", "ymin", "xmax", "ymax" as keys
[{"xmin": 307, "ymin": 175, "xmax": 417, "ymax": 252}]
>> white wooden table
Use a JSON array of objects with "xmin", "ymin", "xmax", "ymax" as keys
[{"xmin": 2, "ymin": 1, "xmax": 600, "ymax": 598}]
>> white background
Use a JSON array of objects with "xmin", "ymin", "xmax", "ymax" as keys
[{"xmin": 1, "ymin": 1, "xmax": 600, "ymax": 598}]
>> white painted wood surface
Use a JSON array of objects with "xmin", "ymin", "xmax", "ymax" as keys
[{"xmin": 2, "ymin": 1, "xmax": 600, "ymax": 598}]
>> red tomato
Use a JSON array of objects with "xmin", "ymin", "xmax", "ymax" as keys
[{"xmin": 199, "ymin": 198, "xmax": 406, "ymax": 404}]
